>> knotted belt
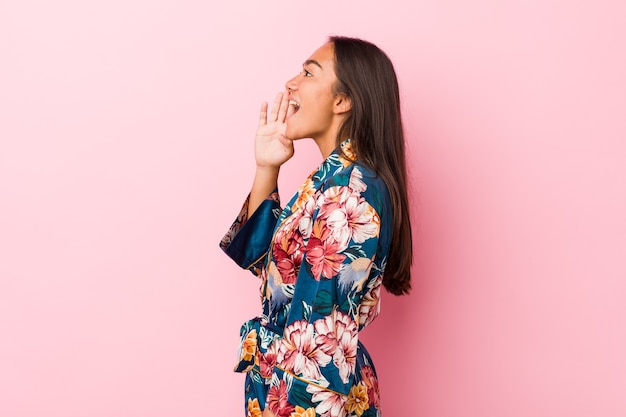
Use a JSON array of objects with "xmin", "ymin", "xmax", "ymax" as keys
[{"xmin": 234, "ymin": 316, "xmax": 283, "ymax": 373}]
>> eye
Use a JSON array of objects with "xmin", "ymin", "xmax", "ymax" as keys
[{"xmin": 302, "ymin": 68, "xmax": 312, "ymax": 77}]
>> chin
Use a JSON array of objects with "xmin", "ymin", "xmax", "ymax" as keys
[{"xmin": 285, "ymin": 128, "xmax": 304, "ymax": 141}]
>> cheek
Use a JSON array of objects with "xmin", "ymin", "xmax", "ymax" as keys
[
  {"xmin": 303, "ymin": 96, "xmax": 334, "ymax": 123},
  {"xmin": 314, "ymin": 87, "xmax": 336, "ymax": 110}
]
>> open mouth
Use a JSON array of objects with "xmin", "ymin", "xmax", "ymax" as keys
[{"xmin": 289, "ymin": 99, "xmax": 300, "ymax": 113}]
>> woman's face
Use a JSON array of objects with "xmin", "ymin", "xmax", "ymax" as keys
[{"xmin": 285, "ymin": 42, "xmax": 346, "ymax": 151}]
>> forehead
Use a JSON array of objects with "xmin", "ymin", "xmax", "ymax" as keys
[{"xmin": 305, "ymin": 42, "xmax": 335, "ymax": 70}]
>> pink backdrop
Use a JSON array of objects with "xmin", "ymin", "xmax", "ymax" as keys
[{"xmin": 1, "ymin": 1, "xmax": 625, "ymax": 416}]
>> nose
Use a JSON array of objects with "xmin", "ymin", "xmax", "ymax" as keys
[{"xmin": 285, "ymin": 73, "xmax": 299, "ymax": 92}]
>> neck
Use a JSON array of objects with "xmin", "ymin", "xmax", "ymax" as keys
[
  {"xmin": 314, "ymin": 117, "xmax": 345, "ymax": 159},
  {"xmin": 314, "ymin": 137, "xmax": 336, "ymax": 159}
]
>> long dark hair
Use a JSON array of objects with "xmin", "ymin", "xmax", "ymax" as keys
[{"xmin": 330, "ymin": 36, "xmax": 412, "ymax": 295}]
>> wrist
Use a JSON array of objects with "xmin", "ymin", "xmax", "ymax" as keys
[{"xmin": 255, "ymin": 165, "xmax": 280, "ymax": 176}]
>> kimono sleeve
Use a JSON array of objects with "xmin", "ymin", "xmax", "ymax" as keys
[
  {"xmin": 219, "ymin": 190, "xmax": 281, "ymax": 275},
  {"xmin": 268, "ymin": 166, "xmax": 391, "ymax": 412}
]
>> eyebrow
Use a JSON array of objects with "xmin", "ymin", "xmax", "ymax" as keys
[{"xmin": 303, "ymin": 59, "xmax": 323, "ymax": 70}]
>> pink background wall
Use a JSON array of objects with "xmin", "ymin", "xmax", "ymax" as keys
[{"xmin": 1, "ymin": 1, "xmax": 625, "ymax": 416}]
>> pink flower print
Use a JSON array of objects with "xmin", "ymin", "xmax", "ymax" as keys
[
  {"xmin": 342, "ymin": 192, "xmax": 379, "ymax": 244},
  {"xmin": 267, "ymin": 379, "xmax": 296, "ymax": 417},
  {"xmin": 293, "ymin": 196, "xmax": 316, "ymax": 241},
  {"xmin": 313, "ymin": 315, "xmax": 339, "ymax": 357},
  {"xmin": 278, "ymin": 320, "xmax": 331, "ymax": 382},
  {"xmin": 306, "ymin": 384, "xmax": 347, "ymax": 417},
  {"xmin": 317, "ymin": 186, "xmax": 379, "ymax": 248},
  {"xmin": 259, "ymin": 339, "xmax": 278, "ymax": 379},
  {"xmin": 273, "ymin": 230, "xmax": 304, "ymax": 285},
  {"xmin": 332, "ymin": 311, "xmax": 358, "ymax": 383},
  {"xmin": 320, "ymin": 201, "xmax": 352, "ymax": 249},
  {"xmin": 348, "ymin": 166, "xmax": 367, "ymax": 192},
  {"xmin": 359, "ymin": 365, "xmax": 380, "ymax": 408},
  {"xmin": 305, "ymin": 231, "xmax": 346, "ymax": 281},
  {"xmin": 313, "ymin": 311, "xmax": 358, "ymax": 384}
]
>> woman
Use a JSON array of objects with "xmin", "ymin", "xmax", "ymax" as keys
[{"xmin": 220, "ymin": 36, "xmax": 412, "ymax": 417}]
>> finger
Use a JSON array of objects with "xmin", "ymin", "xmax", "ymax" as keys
[
  {"xmin": 258, "ymin": 101, "xmax": 268, "ymax": 126},
  {"xmin": 269, "ymin": 92, "xmax": 282, "ymax": 122},
  {"xmin": 277, "ymin": 90, "xmax": 289, "ymax": 122}
]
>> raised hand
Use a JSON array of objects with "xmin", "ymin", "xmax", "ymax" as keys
[
  {"xmin": 247, "ymin": 91, "xmax": 295, "ymax": 217},
  {"xmin": 255, "ymin": 91, "xmax": 295, "ymax": 169}
]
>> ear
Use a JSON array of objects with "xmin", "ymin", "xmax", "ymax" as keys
[{"xmin": 333, "ymin": 93, "xmax": 352, "ymax": 114}]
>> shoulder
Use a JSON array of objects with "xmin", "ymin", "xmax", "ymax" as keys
[{"xmin": 319, "ymin": 162, "xmax": 390, "ymax": 212}]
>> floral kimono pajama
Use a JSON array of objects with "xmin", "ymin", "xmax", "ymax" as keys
[{"xmin": 220, "ymin": 140, "xmax": 390, "ymax": 417}]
